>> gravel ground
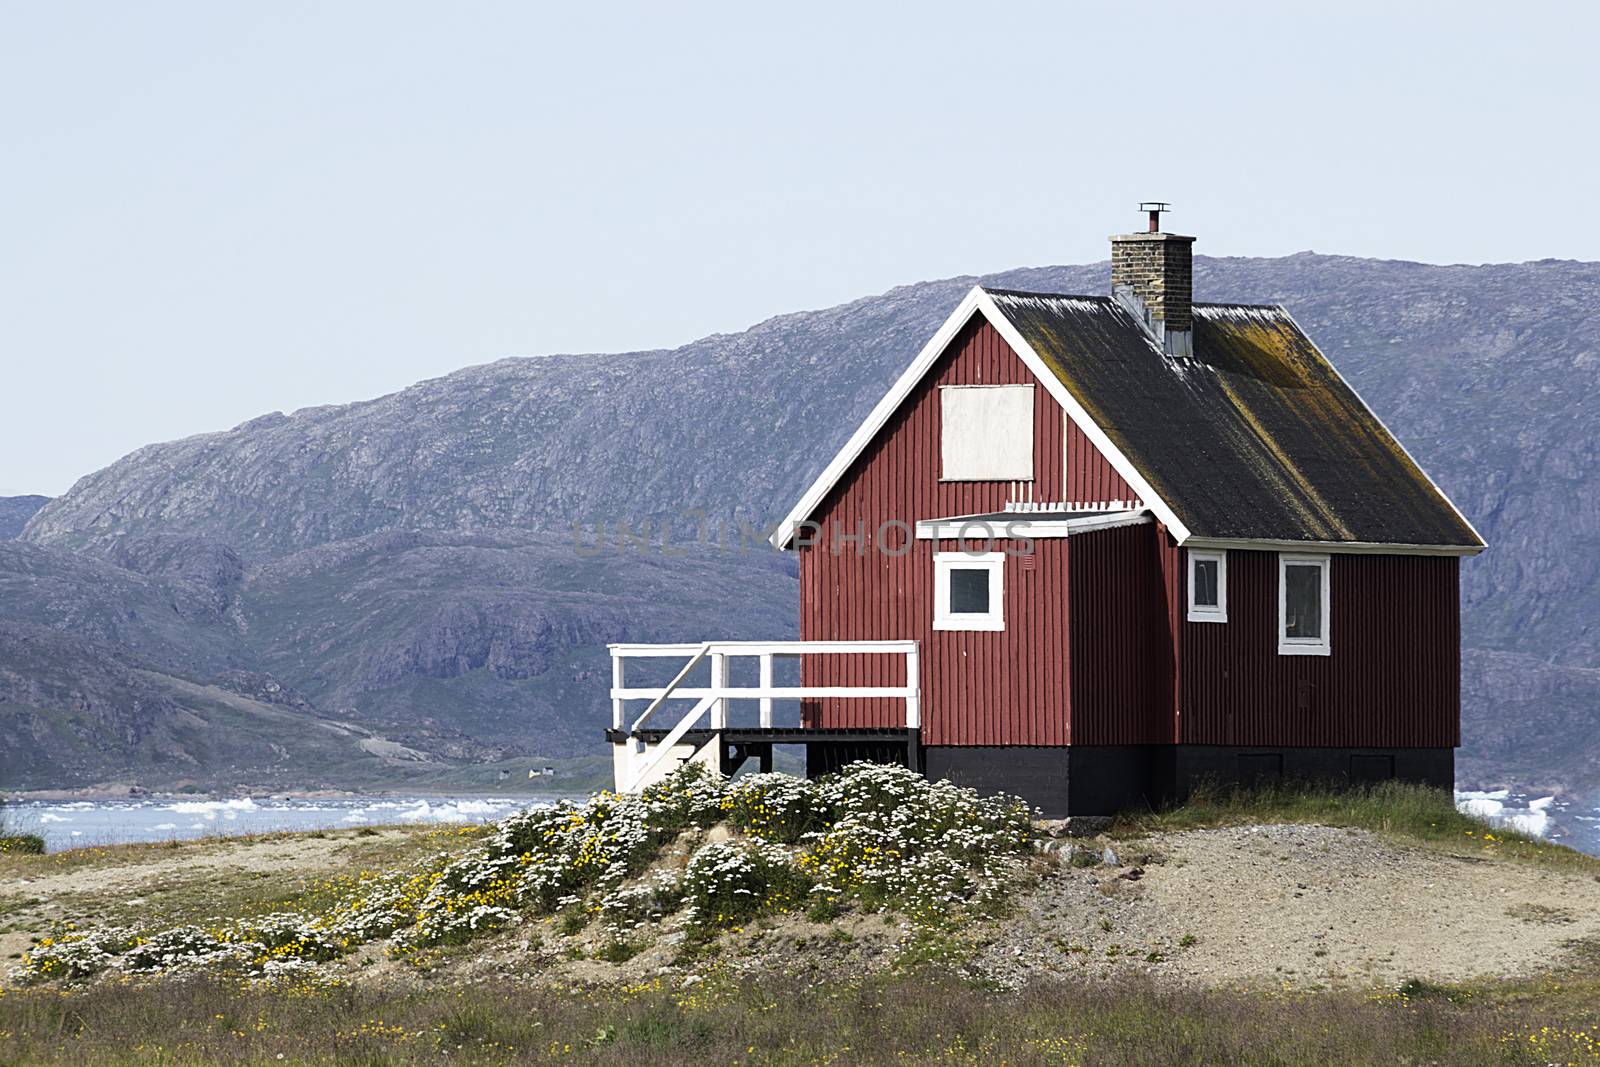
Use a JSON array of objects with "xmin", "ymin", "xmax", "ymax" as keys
[{"xmin": 972, "ymin": 823, "xmax": 1600, "ymax": 989}]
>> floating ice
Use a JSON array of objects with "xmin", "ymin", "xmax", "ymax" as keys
[
  {"xmin": 19, "ymin": 792, "xmax": 562, "ymax": 852},
  {"xmin": 166, "ymin": 798, "xmax": 261, "ymax": 818},
  {"xmin": 1456, "ymin": 789, "xmax": 1556, "ymax": 838}
]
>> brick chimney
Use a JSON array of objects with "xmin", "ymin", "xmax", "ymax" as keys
[{"xmin": 1111, "ymin": 203, "xmax": 1194, "ymax": 357}]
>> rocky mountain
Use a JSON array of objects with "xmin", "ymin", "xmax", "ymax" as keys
[
  {"xmin": 0, "ymin": 496, "xmax": 49, "ymax": 540},
  {"xmin": 6, "ymin": 254, "xmax": 1600, "ymax": 812},
  {"xmin": 0, "ymin": 532, "xmax": 793, "ymax": 789}
]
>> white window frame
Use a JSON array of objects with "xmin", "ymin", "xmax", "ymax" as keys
[
  {"xmin": 933, "ymin": 551, "xmax": 1005, "ymax": 631},
  {"xmin": 938, "ymin": 384, "xmax": 1035, "ymax": 482},
  {"xmin": 1186, "ymin": 549, "xmax": 1228, "ymax": 623},
  {"xmin": 1277, "ymin": 553, "xmax": 1331, "ymax": 656}
]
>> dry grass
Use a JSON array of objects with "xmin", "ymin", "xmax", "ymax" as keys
[
  {"xmin": 0, "ymin": 824, "xmax": 474, "ymax": 879},
  {"xmin": 0, "ymin": 826, "xmax": 489, "ymax": 961},
  {"xmin": 0, "ymin": 801, "xmax": 44, "ymax": 858},
  {"xmin": 1, "ymin": 969, "xmax": 1597, "ymax": 1066},
  {"xmin": 1111, "ymin": 780, "xmax": 1599, "ymax": 871}
]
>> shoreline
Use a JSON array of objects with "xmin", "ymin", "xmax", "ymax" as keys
[{"xmin": 3, "ymin": 785, "xmax": 590, "ymax": 805}]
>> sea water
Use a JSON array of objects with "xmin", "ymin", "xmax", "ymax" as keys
[
  {"xmin": 8, "ymin": 789, "xmax": 1598, "ymax": 856},
  {"xmin": 7, "ymin": 794, "xmax": 571, "ymax": 852}
]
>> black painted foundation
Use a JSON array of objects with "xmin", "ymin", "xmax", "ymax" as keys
[{"xmin": 905, "ymin": 744, "xmax": 1454, "ymax": 818}]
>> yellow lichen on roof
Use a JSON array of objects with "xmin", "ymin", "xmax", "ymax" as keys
[{"xmin": 983, "ymin": 288, "xmax": 1482, "ymax": 547}]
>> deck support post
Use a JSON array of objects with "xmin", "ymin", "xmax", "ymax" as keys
[
  {"xmin": 906, "ymin": 727, "xmax": 923, "ymax": 774},
  {"xmin": 610, "ymin": 653, "xmax": 625, "ymax": 731},
  {"xmin": 710, "ymin": 651, "xmax": 729, "ymax": 775},
  {"xmin": 904, "ymin": 644, "xmax": 923, "ymax": 775},
  {"xmin": 709, "ymin": 652, "xmax": 729, "ymax": 730},
  {"xmin": 758, "ymin": 653, "xmax": 774, "ymax": 728}
]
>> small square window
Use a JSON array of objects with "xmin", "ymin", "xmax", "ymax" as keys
[
  {"xmin": 1278, "ymin": 554, "xmax": 1331, "ymax": 656},
  {"xmin": 934, "ymin": 551, "xmax": 1004, "ymax": 631},
  {"xmin": 1186, "ymin": 549, "xmax": 1227, "ymax": 623},
  {"xmin": 948, "ymin": 567, "xmax": 990, "ymax": 614}
]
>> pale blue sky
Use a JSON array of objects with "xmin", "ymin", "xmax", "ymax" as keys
[{"xmin": 3, "ymin": 1, "xmax": 1595, "ymax": 495}]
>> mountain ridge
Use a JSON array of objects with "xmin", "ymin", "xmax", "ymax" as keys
[
  {"xmin": 5, "ymin": 253, "xmax": 1598, "ymax": 832},
  {"xmin": 0, "ymin": 496, "xmax": 49, "ymax": 540}
]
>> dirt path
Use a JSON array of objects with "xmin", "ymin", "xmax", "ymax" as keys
[{"xmin": 981, "ymin": 824, "xmax": 1600, "ymax": 988}]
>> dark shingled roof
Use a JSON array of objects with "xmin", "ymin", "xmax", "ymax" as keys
[{"xmin": 984, "ymin": 288, "xmax": 1482, "ymax": 547}]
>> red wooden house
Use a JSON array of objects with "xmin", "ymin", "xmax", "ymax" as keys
[{"xmin": 608, "ymin": 210, "xmax": 1484, "ymax": 814}]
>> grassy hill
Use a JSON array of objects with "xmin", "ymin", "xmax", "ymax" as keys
[{"xmin": 3, "ymin": 770, "xmax": 1599, "ymax": 1066}]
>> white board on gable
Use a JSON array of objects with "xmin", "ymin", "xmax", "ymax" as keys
[{"xmin": 940, "ymin": 384, "xmax": 1034, "ymax": 482}]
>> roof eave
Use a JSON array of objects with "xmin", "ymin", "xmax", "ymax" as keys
[{"xmin": 1182, "ymin": 535, "xmax": 1486, "ymax": 557}]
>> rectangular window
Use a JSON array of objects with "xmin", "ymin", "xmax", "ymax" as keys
[
  {"xmin": 1186, "ymin": 549, "xmax": 1227, "ymax": 623},
  {"xmin": 1278, "ymin": 554, "xmax": 1331, "ymax": 656},
  {"xmin": 939, "ymin": 384, "xmax": 1034, "ymax": 481},
  {"xmin": 933, "ymin": 551, "xmax": 1005, "ymax": 631}
]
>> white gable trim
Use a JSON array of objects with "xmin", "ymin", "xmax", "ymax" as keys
[{"xmin": 771, "ymin": 287, "xmax": 1191, "ymax": 549}]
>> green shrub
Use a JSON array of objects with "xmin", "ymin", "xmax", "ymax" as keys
[
  {"xmin": 801, "ymin": 763, "xmax": 1034, "ymax": 919},
  {"xmin": 11, "ymin": 762, "xmax": 1039, "ymax": 986},
  {"xmin": 0, "ymin": 797, "xmax": 44, "ymax": 856},
  {"xmin": 438, "ymin": 1004, "xmax": 501, "ymax": 1046},
  {"xmin": 1398, "ymin": 977, "xmax": 1471, "ymax": 1003},
  {"xmin": 681, "ymin": 840, "xmax": 811, "ymax": 930},
  {"xmin": 805, "ymin": 896, "xmax": 843, "ymax": 923},
  {"xmin": 719, "ymin": 773, "xmax": 826, "ymax": 843},
  {"xmin": 0, "ymin": 834, "xmax": 45, "ymax": 855},
  {"xmin": 594, "ymin": 937, "xmax": 641, "ymax": 963}
]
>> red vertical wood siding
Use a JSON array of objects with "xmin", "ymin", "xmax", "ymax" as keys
[
  {"xmin": 1155, "ymin": 525, "xmax": 1185, "ymax": 743},
  {"xmin": 1065, "ymin": 420, "xmax": 1137, "ymax": 504},
  {"xmin": 1178, "ymin": 551, "xmax": 1460, "ymax": 747},
  {"xmin": 1066, "ymin": 522, "xmax": 1173, "ymax": 744},
  {"xmin": 798, "ymin": 318, "xmax": 1130, "ymax": 745}
]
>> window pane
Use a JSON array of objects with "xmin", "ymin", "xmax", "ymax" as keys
[
  {"xmin": 1193, "ymin": 559, "xmax": 1218, "ymax": 607},
  {"xmin": 949, "ymin": 567, "xmax": 990, "ymax": 614},
  {"xmin": 1284, "ymin": 564, "xmax": 1322, "ymax": 639}
]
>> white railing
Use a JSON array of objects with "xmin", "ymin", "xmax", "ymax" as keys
[{"xmin": 608, "ymin": 640, "xmax": 921, "ymax": 791}]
